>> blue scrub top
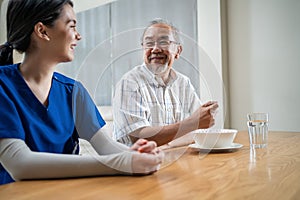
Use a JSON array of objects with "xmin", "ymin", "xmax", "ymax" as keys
[{"xmin": 0, "ymin": 64, "xmax": 106, "ymax": 185}]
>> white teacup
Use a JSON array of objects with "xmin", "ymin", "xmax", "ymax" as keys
[{"xmin": 193, "ymin": 129, "xmax": 237, "ymax": 148}]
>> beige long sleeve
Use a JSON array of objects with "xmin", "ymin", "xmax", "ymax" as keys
[{"xmin": 0, "ymin": 137, "xmax": 133, "ymax": 181}]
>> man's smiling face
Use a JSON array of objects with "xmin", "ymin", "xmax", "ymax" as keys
[{"xmin": 142, "ymin": 23, "xmax": 181, "ymax": 75}]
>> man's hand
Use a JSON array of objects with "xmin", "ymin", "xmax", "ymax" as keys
[{"xmin": 189, "ymin": 101, "xmax": 219, "ymax": 129}]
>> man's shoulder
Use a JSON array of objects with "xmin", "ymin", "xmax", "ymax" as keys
[
  {"xmin": 121, "ymin": 65, "xmax": 149, "ymax": 82},
  {"xmin": 117, "ymin": 65, "xmax": 150, "ymax": 91},
  {"xmin": 173, "ymin": 70, "xmax": 192, "ymax": 83},
  {"xmin": 123, "ymin": 64, "xmax": 144, "ymax": 76}
]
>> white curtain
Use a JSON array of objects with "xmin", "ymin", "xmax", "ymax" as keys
[{"xmin": 58, "ymin": 0, "xmax": 199, "ymax": 106}]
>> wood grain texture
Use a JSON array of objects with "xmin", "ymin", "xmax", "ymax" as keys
[{"xmin": 0, "ymin": 131, "xmax": 299, "ymax": 200}]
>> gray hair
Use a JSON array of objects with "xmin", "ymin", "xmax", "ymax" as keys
[{"xmin": 141, "ymin": 18, "xmax": 182, "ymax": 44}]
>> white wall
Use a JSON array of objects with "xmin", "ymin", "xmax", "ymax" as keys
[
  {"xmin": 227, "ymin": 0, "xmax": 300, "ymax": 131},
  {"xmin": 0, "ymin": 0, "xmax": 8, "ymax": 43},
  {"xmin": 197, "ymin": 0, "xmax": 225, "ymax": 128},
  {"xmin": 73, "ymin": 0, "xmax": 115, "ymax": 13}
]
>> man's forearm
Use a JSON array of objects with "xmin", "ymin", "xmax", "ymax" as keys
[{"xmin": 129, "ymin": 118, "xmax": 198, "ymax": 146}]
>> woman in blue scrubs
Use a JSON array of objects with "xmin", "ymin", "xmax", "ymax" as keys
[{"xmin": 0, "ymin": 0, "xmax": 163, "ymax": 185}]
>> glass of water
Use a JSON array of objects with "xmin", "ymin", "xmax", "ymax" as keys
[{"xmin": 247, "ymin": 113, "xmax": 269, "ymax": 148}]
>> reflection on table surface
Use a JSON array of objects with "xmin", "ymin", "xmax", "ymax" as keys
[{"xmin": 0, "ymin": 131, "xmax": 300, "ymax": 200}]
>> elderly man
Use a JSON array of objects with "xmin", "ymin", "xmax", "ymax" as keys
[{"xmin": 113, "ymin": 19, "xmax": 218, "ymax": 147}]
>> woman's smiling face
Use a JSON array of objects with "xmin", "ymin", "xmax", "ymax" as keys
[{"xmin": 44, "ymin": 4, "xmax": 81, "ymax": 63}]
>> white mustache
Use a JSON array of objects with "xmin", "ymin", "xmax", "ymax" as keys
[{"xmin": 149, "ymin": 54, "xmax": 166, "ymax": 60}]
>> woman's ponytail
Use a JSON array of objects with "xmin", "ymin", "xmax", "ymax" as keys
[{"xmin": 0, "ymin": 42, "xmax": 13, "ymax": 66}]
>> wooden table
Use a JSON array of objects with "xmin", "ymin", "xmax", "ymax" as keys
[{"xmin": 0, "ymin": 131, "xmax": 300, "ymax": 200}]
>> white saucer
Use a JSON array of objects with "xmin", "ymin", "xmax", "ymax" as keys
[{"xmin": 188, "ymin": 143, "xmax": 243, "ymax": 152}]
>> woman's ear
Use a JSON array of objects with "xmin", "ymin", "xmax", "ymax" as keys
[
  {"xmin": 175, "ymin": 45, "xmax": 182, "ymax": 59},
  {"xmin": 34, "ymin": 22, "xmax": 50, "ymax": 41}
]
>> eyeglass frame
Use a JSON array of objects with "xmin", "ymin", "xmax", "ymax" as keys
[{"xmin": 141, "ymin": 39, "xmax": 180, "ymax": 49}]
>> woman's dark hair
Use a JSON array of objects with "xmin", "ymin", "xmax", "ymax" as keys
[{"xmin": 0, "ymin": 0, "xmax": 73, "ymax": 66}]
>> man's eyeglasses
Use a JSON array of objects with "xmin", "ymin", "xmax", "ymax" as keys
[{"xmin": 141, "ymin": 40, "xmax": 179, "ymax": 49}]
